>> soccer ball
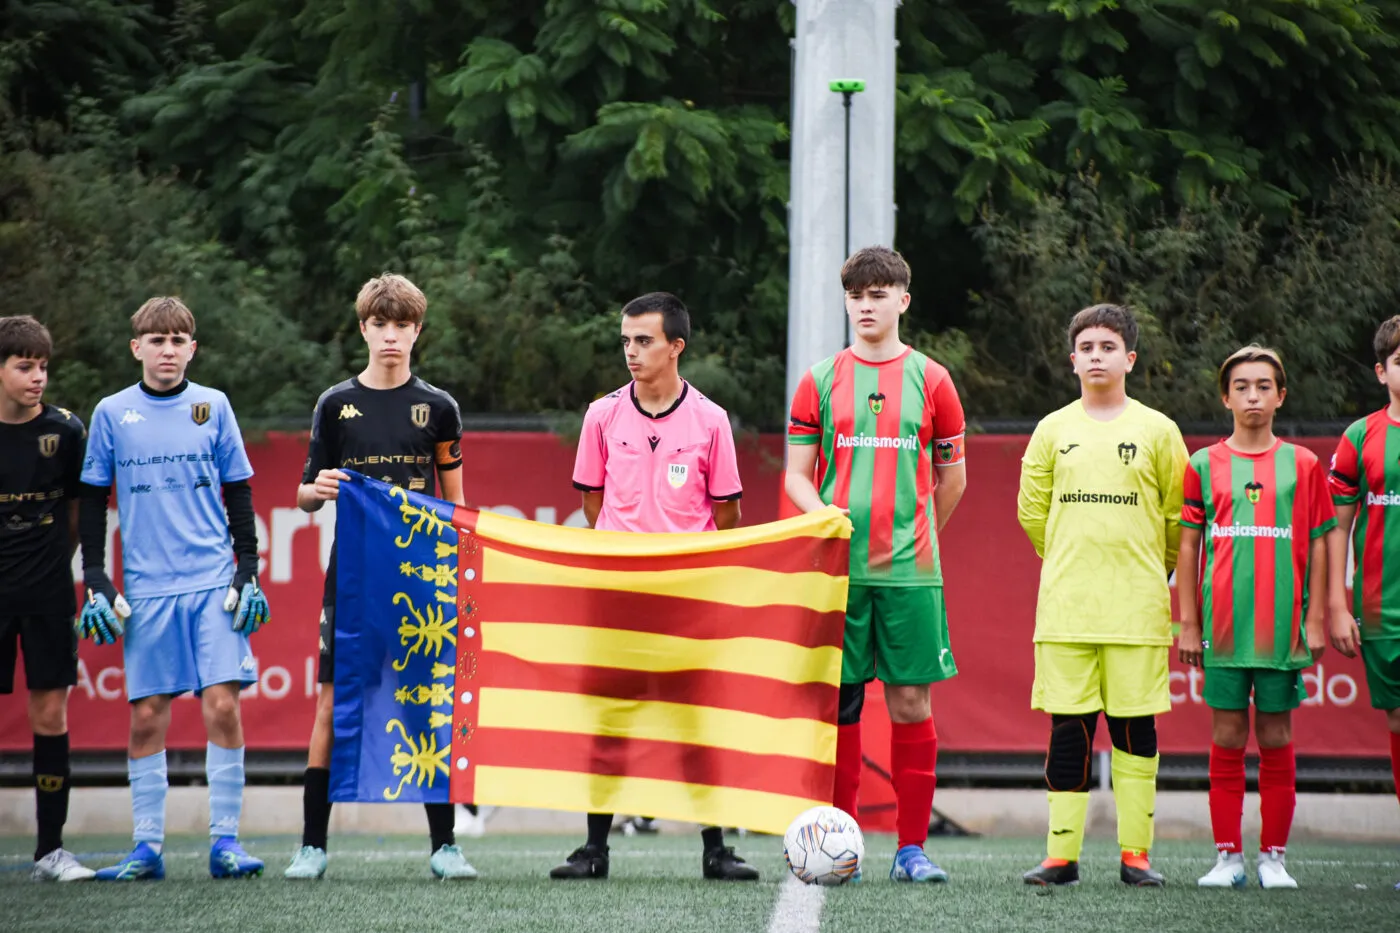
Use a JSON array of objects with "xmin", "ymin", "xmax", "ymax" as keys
[{"xmin": 782, "ymin": 805, "xmax": 863, "ymax": 885}]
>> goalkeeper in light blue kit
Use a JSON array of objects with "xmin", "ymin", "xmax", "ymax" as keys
[{"xmin": 77, "ymin": 297, "xmax": 271, "ymax": 881}]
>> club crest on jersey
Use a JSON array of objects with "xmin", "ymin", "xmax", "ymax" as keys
[
  {"xmin": 1245, "ymin": 481, "xmax": 1264, "ymax": 504},
  {"xmin": 868, "ymin": 392, "xmax": 885, "ymax": 415},
  {"xmin": 668, "ymin": 463, "xmax": 688, "ymax": 489},
  {"xmin": 190, "ymin": 401, "xmax": 211, "ymax": 425},
  {"xmin": 37, "ymin": 434, "xmax": 59, "ymax": 458},
  {"xmin": 410, "ymin": 403, "xmax": 430, "ymax": 428},
  {"xmin": 1118, "ymin": 442, "xmax": 1137, "ymax": 465}
]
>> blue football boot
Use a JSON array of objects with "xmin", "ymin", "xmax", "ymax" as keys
[
  {"xmin": 94, "ymin": 842, "xmax": 165, "ymax": 881},
  {"xmin": 210, "ymin": 837, "xmax": 265, "ymax": 879},
  {"xmin": 890, "ymin": 845, "xmax": 948, "ymax": 883}
]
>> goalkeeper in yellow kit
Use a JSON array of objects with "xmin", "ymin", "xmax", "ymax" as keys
[{"xmin": 1016, "ymin": 304, "xmax": 1188, "ymax": 887}]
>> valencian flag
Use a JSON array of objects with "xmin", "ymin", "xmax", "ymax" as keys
[{"xmin": 328, "ymin": 472, "xmax": 851, "ymax": 834}]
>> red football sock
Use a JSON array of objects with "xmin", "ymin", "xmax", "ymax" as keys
[
  {"xmin": 833, "ymin": 723, "xmax": 862, "ymax": 818},
  {"xmin": 891, "ymin": 717, "xmax": 937, "ymax": 851},
  {"xmin": 1390, "ymin": 732, "xmax": 1400, "ymax": 808},
  {"xmin": 1207, "ymin": 743, "xmax": 1246, "ymax": 854},
  {"xmin": 1258, "ymin": 743, "xmax": 1296, "ymax": 853}
]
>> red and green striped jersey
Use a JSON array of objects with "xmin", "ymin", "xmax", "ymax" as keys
[
  {"xmin": 1328, "ymin": 409, "xmax": 1400, "ymax": 640},
  {"xmin": 1181, "ymin": 440, "xmax": 1337, "ymax": 670},
  {"xmin": 788, "ymin": 347, "xmax": 965, "ymax": 586}
]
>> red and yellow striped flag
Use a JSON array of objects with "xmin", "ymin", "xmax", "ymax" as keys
[{"xmin": 329, "ymin": 474, "xmax": 849, "ymax": 834}]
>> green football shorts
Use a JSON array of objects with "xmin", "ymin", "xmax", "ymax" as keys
[
  {"xmin": 1203, "ymin": 667, "xmax": 1306, "ymax": 714},
  {"xmin": 1361, "ymin": 638, "xmax": 1400, "ymax": 710},
  {"xmin": 841, "ymin": 584, "xmax": 957, "ymax": 687}
]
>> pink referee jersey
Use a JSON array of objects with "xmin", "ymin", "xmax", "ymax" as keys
[{"xmin": 572, "ymin": 381, "xmax": 742, "ymax": 533}]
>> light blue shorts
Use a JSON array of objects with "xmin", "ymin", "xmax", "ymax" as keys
[{"xmin": 123, "ymin": 587, "xmax": 256, "ymax": 701}]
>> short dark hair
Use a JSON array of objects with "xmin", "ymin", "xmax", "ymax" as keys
[
  {"xmin": 0, "ymin": 315, "xmax": 53, "ymax": 362},
  {"xmin": 1374, "ymin": 315, "xmax": 1400, "ymax": 364},
  {"xmin": 1218, "ymin": 344, "xmax": 1286, "ymax": 396},
  {"xmin": 621, "ymin": 292, "xmax": 690, "ymax": 343},
  {"xmin": 1068, "ymin": 303, "xmax": 1138, "ymax": 351},
  {"xmin": 840, "ymin": 246, "xmax": 911, "ymax": 293},
  {"xmin": 132, "ymin": 297, "xmax": 196, "ymax": 338}
]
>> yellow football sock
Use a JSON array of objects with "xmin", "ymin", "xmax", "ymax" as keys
[
  {"xmin": 1112, "ymin": 748, "xmax": 1159, "ymax": 854},
  {"xmin": 1046, "ymin": 791, "xmax": 1090, "ymax": 861}
]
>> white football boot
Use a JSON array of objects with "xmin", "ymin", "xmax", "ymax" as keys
[
  {"xmin": 1257, "ymin": 850, "xmax": 1298, "ymax": 889},
  {"xmin": 32, "ymin": 848, "xmax": 96, "ymax": 882},
  {"xmin": 1197, "ymin": 851, "xmax": 1246, "ymax": 888}
]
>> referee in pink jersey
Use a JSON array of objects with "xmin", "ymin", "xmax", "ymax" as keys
[{"xmin": 548, "ymin": 292, "xmax": 758, "ymax": 882}]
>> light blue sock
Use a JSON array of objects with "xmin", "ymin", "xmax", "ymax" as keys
[
  {"xmin": 129, "ymin": 751, "xmax": 168, "ymax": 851},
  {"xmin": 207, "ymin": 743, "xmax": 245, "ymax": 839}
]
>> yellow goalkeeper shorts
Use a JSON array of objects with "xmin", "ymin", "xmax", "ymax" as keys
[{"xmin": 1031, "ymin": 642, "xmax": 1171, "ymax": 718}]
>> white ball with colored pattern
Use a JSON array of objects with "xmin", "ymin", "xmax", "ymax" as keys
[{"xmin": 782, "ymin": 805, "xmax": 863, "ymax": 886}]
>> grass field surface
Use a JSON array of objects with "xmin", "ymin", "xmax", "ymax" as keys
[{"xmin": 2, "ymin": 832, "xmax": 1396, "ymax": 933}]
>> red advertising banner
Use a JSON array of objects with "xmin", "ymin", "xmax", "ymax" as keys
[{"xmin": 0, "ymin": 433, "xmax": 1387, "ymax": 757}]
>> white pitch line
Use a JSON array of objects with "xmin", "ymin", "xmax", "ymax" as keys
[{"xmin": 765, "ymin": 875, "xmax": 826, "ymax": 933}]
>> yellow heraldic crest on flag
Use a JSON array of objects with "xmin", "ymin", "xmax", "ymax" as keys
[
  {"xmin": 329, "ymin": 472, "xmax": 852, "ymax": 834},
  {"xmin": 382, "ymin": 719, "xmax": 450, "ymax": 800}
]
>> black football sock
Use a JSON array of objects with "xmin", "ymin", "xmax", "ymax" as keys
[
  {"xmin": 302, "ymin": 767, "xmax": 332, "ymax": 850},
  {"xmin": 462, "ymin": 803, "xmax": 478, "ymax": 817},
  {"xmin": 33, "ymin": 733, "xmax": 70, "ymax": 861},
  {"xmin": 700, "ymin": 826, "xmax": 724, "ymax": 851},
  {"xmin": 425, "ymin": 803, "xmax": 455, "ymax": 852},
  {"xmin": 586, "ymin": 813, "xmax": 613, "ymax": 849}
]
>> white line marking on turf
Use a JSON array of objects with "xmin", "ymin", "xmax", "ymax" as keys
[{"xmin": 765, "ymin": 876, "xmax": 825, "ymax": 933}]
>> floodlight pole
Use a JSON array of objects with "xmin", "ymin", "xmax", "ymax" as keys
[
  {"xmin": 786, "ymin": 0, "xmax": 897, "ymax": 407},
  {"xmin": 830, "ymin": 79, "xmax": 866, "ymax": 347}
]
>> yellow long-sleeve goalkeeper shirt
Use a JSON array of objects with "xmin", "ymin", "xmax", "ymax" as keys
[{"xmin": 1017, "ymin": 399, "xmax": 1188, "ymax": 646}]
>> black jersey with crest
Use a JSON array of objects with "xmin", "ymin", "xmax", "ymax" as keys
[
  {"xmin": 303, "ymin": 376, "xmax": 463, "ymax": 605},
  {"xmin": 0, "ymin": 404, "xmax": 87, "ymax": 615}
]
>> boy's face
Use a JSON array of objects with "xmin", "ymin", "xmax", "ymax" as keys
[
  {"xmin": 131, "ymin": 332, "xmax": 195, "ymax": 390},
  {"xmin": 1223, "ymin": 360, "xmax": 1285, "ymax": 427},
  {"xmin": 1070, "ymin": 326, "xmax": 1135, "ymax": 389},
  {"xmin": 360, "ymin": 317, "xmax": 421, "ymax": 365},
  {"xmin": 621, "ymin": 312, "xmax": 682, "ymax": 382},
  {"xmin": 0, "ymin": 355, "xmax": 48, "ymax": 410},
  {"xmin": 1375, "ymin": 346, "xmax": 1400, "ymax": 400},
  {"xmin": 845, "ymin": 284, "xmax": 910, "ymax": 344}
]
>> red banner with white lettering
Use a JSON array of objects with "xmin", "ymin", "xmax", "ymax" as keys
[{"xmin": 0, "ymin": 433, "xmax": 1386, "ymax": 757}]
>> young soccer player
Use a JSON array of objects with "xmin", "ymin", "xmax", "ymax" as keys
[
  {"xmin": 0, "ymin": 316, "xmax": 93, "ymax": 882},
  {"xmin": 1016, "ymin": 303, "xmax": 1188, "ymax": 887},
  {"xmin": 77, "ymin": 297, "xmax": 270, "ymax": 881},
  {"xmin": 1178, "ymin": 346, "xmax": 1335, "ymax": 889},
  {"xmin": 552, "ymin": 291, "xmax": 758, "ymax": 882},
  {"xmin": 1327, "ymin": 315, "xmax": 1400, "ymax": 890},
  {"xmin": 786, "ymin": 246, "xmax": 968, "ymax": 883},
  {"xmin": 285, "ymin": 273, "xmax": 475, "ymax": 881}
]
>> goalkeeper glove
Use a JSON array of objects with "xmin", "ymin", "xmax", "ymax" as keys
[
  {"xmin": 225, "ymin": 561, "xmax": 270, "ymax": 634},
  {"xmin": 79, "ymin": 571, "xmax": 130, "ymax": 645}
]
